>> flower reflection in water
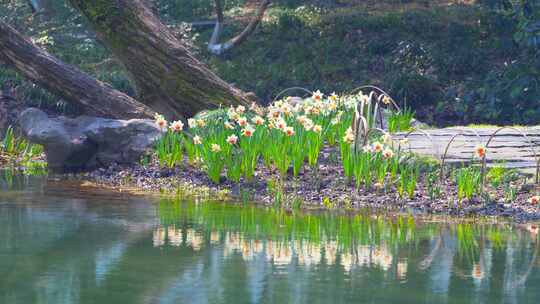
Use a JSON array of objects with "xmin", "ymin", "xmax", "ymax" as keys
[
  {"xmin": 152, "ymin": 224, "xmax": 398, "ymax": 273},
  {"xmin": 155, "ymin": 197, "xmax": 540, "ymax": 291}
]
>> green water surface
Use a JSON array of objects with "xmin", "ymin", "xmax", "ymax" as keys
[{"xmin": 1, "ymin": 172, "xmax": 540, "ymax": 303}]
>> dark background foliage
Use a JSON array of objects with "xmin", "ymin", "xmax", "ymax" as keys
[{"xmin": 1, "ymin": 0, "xmax": 540, "ymax": 126}]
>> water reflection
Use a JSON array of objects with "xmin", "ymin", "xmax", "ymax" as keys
[
  {"xmin": 1, "ymin": 176, "xmax": 540, "ymax": 303},
  {"xmin": 0, "ymin": 168, "xmax": 47, "ymax": 192},
  {"xmin": 155, "ymin": 198, "xmax": 540, "ymax": 303},
  {"xmin": 151, "ymin": 225, "xmax": 398, "ymax": 272},
  {"xmin": 156, "ymin": 199, "xmax": 540, "ymax": 278}
]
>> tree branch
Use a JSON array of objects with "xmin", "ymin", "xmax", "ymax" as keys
[
  {"xmin": 208, "ymin": 0, "xmax": 271, "ymax": 55},
  {"xmin": 68, "ymin": 0, "xmax": 250, "ymax": 118},
  {"xmin": 0, "ymin": 21, "xmax": 155, "ymax": 119},
  {"xmin": 26, "ymin": 0, "xmax": 40, "ymax": 12}
]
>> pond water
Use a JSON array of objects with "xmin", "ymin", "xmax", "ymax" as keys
[{"xmin": 1, "ymin": 172, "xmax": 540, "ymax": 303}]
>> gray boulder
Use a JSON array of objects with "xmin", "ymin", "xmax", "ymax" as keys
[{"xmin": 19, "ymin": 108, "xmax": 163, "ymax": 172}]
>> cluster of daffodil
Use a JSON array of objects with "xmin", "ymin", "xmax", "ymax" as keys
[
  {"xmin": 152, "ymin": 91, "xmax": 540, "ymax": 205},
  {"xmin": 339, "ymin": 128, "xmax": 415, "ymax": 193},
  {"xmin": 154, "ymin": 89, "xmax": 421, "ymax": 198},
  {"xmin": 153, "ymin": 91, "xmax": 398, "ymax": 184},
  {"xmin": 154, "ymin": 114, "xmax": 185, "ymax": 168}
]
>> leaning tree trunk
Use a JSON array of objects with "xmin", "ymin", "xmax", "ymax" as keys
[
  {"xmin": 0, "ymin": 21, "xmax": 154, "ymax": 119},
  {"xmin": 68, "ymin": 0, "xmax": 250, "ymax": 119}
]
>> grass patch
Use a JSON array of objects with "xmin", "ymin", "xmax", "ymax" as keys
[{"xmin": 1, "ymin": 126, "xmax": 45, "ymax": 169}]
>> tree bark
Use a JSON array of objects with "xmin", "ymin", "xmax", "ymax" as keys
[
  {"xmin": 68, "ymin": 0, "xmax": 250, "ymax": 119},
  {"xmin": 0, "ymin": 21, "xmax": 154, "ymax": 120}
]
